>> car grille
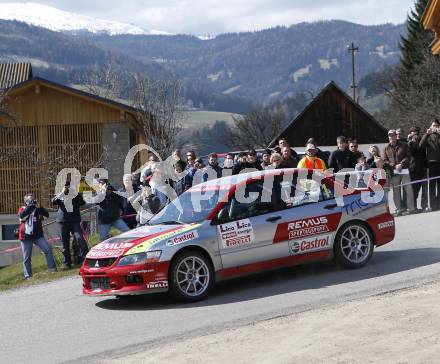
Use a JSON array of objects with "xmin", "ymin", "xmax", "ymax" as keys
[
  {"xmin": 87, "ymin": 258, "xmax": 117, "ymax": 268},
  {"xmin": 89, "ymin": 277, "xmax": 110, "ymax": 290}
]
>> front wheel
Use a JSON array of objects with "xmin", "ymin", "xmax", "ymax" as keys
[
  {"xmin": 169, "ymin": 250, "xmax": 214, "ymax": 302},
  {"xmin": 334, "ymin": 222, "xmax": 374, "ymax": 269}
]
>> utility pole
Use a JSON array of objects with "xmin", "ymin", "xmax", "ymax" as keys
[{"xmin": 347, "ymin": 42, "xmax": 359, "ymax": 103}]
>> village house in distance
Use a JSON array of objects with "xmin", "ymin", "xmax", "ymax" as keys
[
  {"xmin": 0, "ymin": 62, "xmax": 145, "ymax": 242},
  {"xmin": 269, "ymin": 81, "xmax": 388, "ymax": 148}
]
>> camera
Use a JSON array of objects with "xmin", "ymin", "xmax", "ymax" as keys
[{"xmin": 106, "ymin": 184, "xmax": 114, "ymax": 192}]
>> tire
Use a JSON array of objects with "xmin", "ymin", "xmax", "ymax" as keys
[
  {"xmin": 169, "ymin": 250, "xmax": 214, "ymax": 302},
  {"xmin": 334, "ymin": 222, "xmax": 374, "ymax": 269}
]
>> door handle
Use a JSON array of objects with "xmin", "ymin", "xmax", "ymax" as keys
[
  {"xmin": 324, "ymin": 203, "xmax": 338, "ymax": 210},
  {"xmin": 266, "ymin": 216, "xmax": 282, "ymax": 222}
]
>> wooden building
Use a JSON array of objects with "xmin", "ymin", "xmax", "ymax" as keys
[
  {"xmin": 0, "ymin": 63, "xmax": 145, "ymax": 241},
  {"xmin": 423, "ymin": 0, "xmax": 440, "ymax": 54},
  {"xmin": 269, "ymin": 81, "xmax": 388, "ymax": 148}
]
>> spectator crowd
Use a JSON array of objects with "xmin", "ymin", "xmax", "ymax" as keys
[{"xmin": 17, "ymin": 120, "xmax": 440, "ymax": 278}]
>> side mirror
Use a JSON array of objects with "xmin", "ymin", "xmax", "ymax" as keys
[{"xmin": 216, "ymin": 207, "xmax": 229, "ymax": 223}]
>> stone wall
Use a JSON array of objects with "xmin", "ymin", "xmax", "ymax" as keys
[{"xmin": 102, "ymin": 123, "xmax": 130, "ymax": 189}]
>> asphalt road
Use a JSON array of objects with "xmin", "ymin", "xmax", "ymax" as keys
[{"xmin": 2, "ymin": 211, "xmax": 440, "ymax": 364}]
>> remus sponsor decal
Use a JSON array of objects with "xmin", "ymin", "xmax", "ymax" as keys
[
  {"xmin": 125, "ymin": 224, "xmax": 201, "ymax": 255},
  {"xmin": 273, "ymin": 214, "xmax": 340, "ymax": 244},
  {"xmin": 288, "ymin": 235, "xmax": 331, "ymax": 255},
  {"xmin": 87, "ymin": 242, "xmax": 135, "ymax": 258},
  {"xmin": 87, "ymin": 249, "xmax": 125, "ymax": 258}
]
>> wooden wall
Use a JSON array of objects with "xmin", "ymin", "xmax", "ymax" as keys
[
  {"xmin": 7, "ymin": 82, "xmax": 124, "ymax": 126},
  {"xmin": 0, "ymin": 80, "xmax": 140, "ymax": 214},
  {"xmin": 280, "ymin": 86, "xmax": 388, "ymax": 147}
]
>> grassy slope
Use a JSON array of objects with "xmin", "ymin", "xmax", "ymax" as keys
[{"xmin": 0, "ymin": 233, "xmax": 101, "ymax": 292}]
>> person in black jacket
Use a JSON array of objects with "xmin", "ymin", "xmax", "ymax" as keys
[
  {"xmin": 134, "ymin": 184, "xmax": 162, "ymax": 226},
  {"xmin": 280, "ymin": 147, "xmax": 299, "ymax": 168},
  {"xmin": 408, "ymin": 127, "xmax": 428, "ymax": 211},
  {"xmin": 232, "ymin": 152, "xmax": 248, "ymax": 175},
  {"xmin": 170, "ymin": 161, "xmax": 191, "ymax": 197},
  {"xmin": 246, "ymin": 149, "xmax": 263, "ymax": 171},
  {"xmin": 96, "ymin": 180, "xmax": 129, "ymax": 241},
  {"xmin": 52, "ymin": 182, "xmax": 89, "ymax": 268},
  {"xmin": 203, "ymin": 153, "xmax": 223, "ymax": 181},
  {"xmin": 328, "ymin": 136, "xmax": 357, "ymax": 173},
  {"xmin": 420, "ymin": 119, "xmax": 440, "ymax": 210},
  {"xmin": 18, "ymin": 194, "xmax": 57, "ymax": 279}
]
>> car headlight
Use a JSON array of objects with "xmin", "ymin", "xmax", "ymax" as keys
[{"xmin": 117, "ymin": 251, "xmax": 162, "ymax": 266}]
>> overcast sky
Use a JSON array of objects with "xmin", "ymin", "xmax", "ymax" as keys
[{"xmin": 1, "ymin": 0, "xmax": 416, "ymax": 34}]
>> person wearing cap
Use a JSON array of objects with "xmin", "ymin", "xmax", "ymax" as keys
[
  {"xmin": 261, "ymin": 149, "xmax": 272, "ymax": 169},
  {"xmin": 297, "ymin": 144, "xmax": 327, "ymax": 171},
  {"xmin": 306, "ymin": 138, "xmax": 328, "ymax": 164},
  {"xmin": 140, "ymin": 153, "xmax": 159, "ymax": 184},
  {"xmin": 202, "ymin": 152, "xmax": 222, "ymax": 181},
  {"xmin": 246, "ymin": 149, "xmax": 263, "ymax": 171},
  {"xmin": 52, "ymin": 181, "xmax": 89, "ymax": 268},
  {"xmin": 383, "ymin": 129, "xmax": 415, "ymax": 216},
  {"xmin": 18, "ymin": 193, "xmax": 57, "ymax": 279}
]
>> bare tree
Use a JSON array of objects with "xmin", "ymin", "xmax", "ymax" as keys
[
  {"xmin": 0, "ymin": 87, "xmax": 17, "ymax": 129},
  {"xmin": 226, "ymin": 106, "xmax": 286, "ymax": 150},
  {"xmin": 77, "ymin": 63, "xmax": 134, "ymax": 101},
  {"xmin": 380, "ymin": 49, "xmax": 440, "ymax": 130},
  {"xmin": 131, "ymin": 75, "xmax": 184, "ymax": 158}
]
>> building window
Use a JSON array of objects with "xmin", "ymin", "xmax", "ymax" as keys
[{"xmin": 1, "ymin": 224, "xmax": 19, "ymax": 241}]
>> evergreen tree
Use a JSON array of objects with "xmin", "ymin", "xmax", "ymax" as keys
[
  {"xmin": 399, "ymin": 0, "xmax": 433, "ymax": 74},
  {"xmin": 380, "ymin": 0, "xmax": 440, "ymax": 130}
]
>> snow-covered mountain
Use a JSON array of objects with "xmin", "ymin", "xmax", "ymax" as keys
[{"xmin": 0, "ymin": 2, "xmax": 170, "ymax": 35}]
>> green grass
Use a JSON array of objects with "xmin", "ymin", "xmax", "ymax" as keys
[
  {"xmin": 0, "ymin": 231, "xmax": 112, "ymax": 292},
  {"xmin": 183, "ymin": 110, "xmax": 240, "ymax": 127}
]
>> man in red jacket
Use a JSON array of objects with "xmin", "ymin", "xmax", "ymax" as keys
[{"xmin": 18, "ymin": 193, "xmax": 57, "ymax": 279}]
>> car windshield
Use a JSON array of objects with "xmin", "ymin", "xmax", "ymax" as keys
[{"xmin": 149, "ymin": 187, "xmax": 230, "ymax": 225}]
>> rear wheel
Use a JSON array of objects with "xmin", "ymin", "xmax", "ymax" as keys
[
  {"xmin": 334, "ymin": 222, "xmax": 374, "ymax": 269},
  {"xmin": 169, "ymin": 250, "xmax": 214, "ymax": 302}
]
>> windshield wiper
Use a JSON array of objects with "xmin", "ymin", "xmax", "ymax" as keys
[{"xmin": 156, "ymin": 220, "xmax": 184, "ymax": 225}]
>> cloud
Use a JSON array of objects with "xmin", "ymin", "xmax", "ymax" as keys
[{"xmin": 0, "ymin": 0, "xmax": 414, "ymax": 34}]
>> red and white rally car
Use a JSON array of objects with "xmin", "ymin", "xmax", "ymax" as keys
[{"xmin": 80, "ymin": 169, "xmax": 395, "ymax": 301}]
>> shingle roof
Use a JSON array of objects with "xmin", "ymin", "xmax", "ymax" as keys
[{"xmin": 0, "ymin": 62, "xmax": 33, "ymax": 89}]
